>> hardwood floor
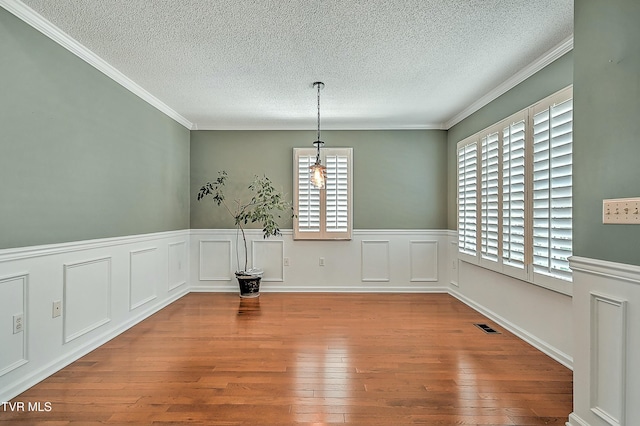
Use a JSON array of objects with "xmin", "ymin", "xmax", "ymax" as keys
[{"xmin": 1, "ymin": 293, "xmax": 572, "ymax": 425}]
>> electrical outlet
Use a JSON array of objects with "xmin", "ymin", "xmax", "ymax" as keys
[
  {"xmin": 52, "ymin": 300, "xmax": 62, "ymax": 318},
  {"xmin": 319, "ymin": 257, "xmax": 325, "ymax": 266},
  {"xmin": 13, "ymin": 314, "xmax": 24, "ymax": 334},
  {"xmin": 603, "ymin": 197, "xmax": 640, "ymax": 224},
  {"xmin": 283, "ymin": 257, "xmax": 290, "ymax": 266}
]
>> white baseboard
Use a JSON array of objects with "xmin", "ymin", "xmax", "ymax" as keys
[
  {"xmin": 0, "ymin": 288, "xmax": 188, "ymax": 403},
  {"xmin": 450, "ymin": 288, "xmax": 573, "ymax": 369},
  {"xmin": 566, "ymin": 412, "xmax": 590, "ymax": 426}
]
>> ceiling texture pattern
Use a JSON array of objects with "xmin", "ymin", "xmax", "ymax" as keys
[{"xmin": 15, "ymin": 0, "xmax": 573, "ymax": 130}]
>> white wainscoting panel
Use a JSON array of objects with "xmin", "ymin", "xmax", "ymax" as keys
[
  {"xmin": 199, "ymin": 240, "xmax": 232, "ymax": 281},
  {"xmin": 569, "ymin": 256, "xmax": 640, "ymax": 426},
  {"xmin": 252, "ymin": 240, "xmax": 284, "ymax": 282},
  {"xmin": 0, "ymin": 274, "xmax": 28, "ymax": 376},
  {"xmin": 0, "ymin": 230, "xmax": 190, "ymax": 403},
  {"xmin": 191, "ymin": 229, "xmax": 450, "ymax": 292},
  {"xmin": 63, "ymin": 257, "xmax": 111, "ymax": 343},
  {"xmin": 409, "ymin": 240, "xmax": 438, "ymax": 282},
  {"xmin": 168, "ymin": 241, "xmax": 188, "ymax": 291},
  {"xmin": 129, "ymin": 248, "xmax": 159, "ymax": 310},
  {"xmin": 450, "ymin": 240, "xmax": 459, "ymax": 287},
  {"xmin": 361, "ymin": 240, "xmax": 390, "ymax": 282},
  {"xmin": 590, "ymin": 293, "xmax": 627, "ymax": 426}
]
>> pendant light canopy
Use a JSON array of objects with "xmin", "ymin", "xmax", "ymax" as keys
[{"xmin": 309, "ymin": 81, "xmax": 327, "ymax": 189}]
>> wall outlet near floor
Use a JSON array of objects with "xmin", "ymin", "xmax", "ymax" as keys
[
  {"xmin": 52, "ymin": 300, "xmax": 62, "ymax": 318},
  {"xmin": 13, "ymin": 313, "xmax": 24, "ymax": 334},
  {"xmin": 283, "ymin": 257, "xmax": 290, "ymax": 266},
  {"xmin": 319, "ymin": 257, "xmax": 325, "ymax": 266},
  {"xmin": 603, "ymin": 197, "xmax": 640, "ymax": 224}
]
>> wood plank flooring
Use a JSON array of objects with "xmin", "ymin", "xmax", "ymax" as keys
[{"xmin": 1, "ymin": 293, "xmax": 572, "ymax": 425}]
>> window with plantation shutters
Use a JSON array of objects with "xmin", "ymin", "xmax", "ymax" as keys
[
  {"xmin": 296, "ymin": 153, "xmax": 321, "ymax": 232},
  {"xmin": 457, "ymin": 142, "xmax": 478, "ymax": 257},
  {"xmin": 532, "ymin": 94, "xmax": 573, "ymax": 282},
  {"xmin": 455, "ymin": 86, "xmax": 573, "ymax": 294},
  {"xmin": 480, "ymin": 132, "xmax": 499, "ymax": 262},
  {"xmin": 294, "ymin": 148, "xmax": 352, "ymax": 240},
  {"xmin": 502, "ymin": 117, "xmax": 526, "ymax": 271}
]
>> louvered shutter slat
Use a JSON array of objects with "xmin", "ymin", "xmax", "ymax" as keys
[
  {"xmin": 297, "ymin": 155, "xmax": 321, "ymax": 232},
  {"xmin": 458, "ymin": 142, "xmax": 478, "ymax": 256},
  {"xmin": 502, "ymin": 120, "xmax": 526, "ymax": 269},
  {"xmin": 481, "ymin": 133, "xmax": 499, "ymax": 262},
  {"xmin": 532, "ymin": 98, "xmax": 573, "ymax": 280}
]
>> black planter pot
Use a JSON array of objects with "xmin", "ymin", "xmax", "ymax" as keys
[{"xmin": 235, "ymin": 272, "xmax": 261, "ymax": 298}]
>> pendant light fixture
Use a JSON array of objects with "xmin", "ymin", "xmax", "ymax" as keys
[{"xmin": 309, "ymin": 81, "xmax": 327, "ymax": 189}]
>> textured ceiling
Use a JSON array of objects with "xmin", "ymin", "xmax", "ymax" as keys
[{"xmin": 16, "ymin": 0, "xmax": 573, "ymax": 130}]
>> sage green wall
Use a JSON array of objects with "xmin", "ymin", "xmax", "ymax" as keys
[
  {"xmin": 573, "ymin": 0, "xmax": 640, "ymax": 266},
  {"xmin": 446, "ymin": 52, "xmax": 574, "ymax": 229},
  {"xmin": 191, "ymin": 130, "xmax": 448, "ymax": 230},
  {"xmin": 0, "ymin": 9, "xmax": 190, "ymax": 249}
]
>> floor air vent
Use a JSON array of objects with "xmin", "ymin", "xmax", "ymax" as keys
[{"xmin": 474, "ymin": 323, "xmax": 500, "ymax": 334}]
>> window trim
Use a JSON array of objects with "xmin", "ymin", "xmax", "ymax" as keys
[
  {"xmin": 456, "ymin": 86, "xmax": 573, "ymax": 295},
  {"xmin": 293, "ymin": 147, "xmax": 353, "ymax": 240}
]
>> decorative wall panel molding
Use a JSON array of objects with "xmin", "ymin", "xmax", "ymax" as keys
[
  {"xmin": 191, "ymin": 229, "xmax": 451, "ymax": 291},
  {"xmin": 199, "ymin": 240, "xmax": 232, "ymax": 280},
  {"xmin": 449, "ymin": 239, "xmax": 459, "ymax": 287},
  {"xmin": 129, "ymin": 248, "xmax": 159, "ymax": 311},
  {"xmin": 252, "ymin": 240, "xmax": 284, "ymax": 282},
  {"xmin": 409, "ymin": 240, "xmax": 438, "ymax": 282},
  {"xmin": 0, "ymin": 230, "xmax": 190, "ymax": 403},
  {"xmin": 168, "ymin": 241, "xmax": 188, "ymax": 291},
  {"xmin": 0, "ymin": 274, "xmax": 28, "ymax": 376},
  {"xmin": 590, "ymin": 292, "xmax": 627, "ymax": 426},
  {"xmin": 361, "ymin": 240, "xmax": 390, "ymax": 282},
  {"xmin": 569, "ymin": 256, "xmax": 640, "ymax": 426},
  {"xmin": 63, "ymin": 257, "xmax": 111, "ymax": 343}
]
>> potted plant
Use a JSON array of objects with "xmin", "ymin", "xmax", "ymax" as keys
[{"xmin": 197, "ymin": 171, "xmax": 293, "ymax": 298}]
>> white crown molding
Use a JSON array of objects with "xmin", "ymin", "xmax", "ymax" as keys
[
  {"xmin": 443, "ymin": 35, "xmax": 574, "ymax": 130},
  {"xmin": 0, "ymin": 0, "xmax": 194, "ymax": 130},
  {"xmin": 193, "ymin": 123, "xmax": 447, "ymax": 131}
]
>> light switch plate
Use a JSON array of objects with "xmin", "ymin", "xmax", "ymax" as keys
[{"xmin": 603, "ymin": 197, "xmax": 640, "ymax": 224}]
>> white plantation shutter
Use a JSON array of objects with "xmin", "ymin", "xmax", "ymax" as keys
[
  {"xmin": 296, "ymin": 153, "xmax": 321, "ymax": 232},
  {"xmin": 502, "ymin": 118, "xmax": 526, "ymax": 270},
  {"xmin": 480, "ymin": 132, "xmax": 500, "ymax": 262},
  {"xmin": 455, "ymin": 86, "xmax": 573, "ymax": 293},
  {"xmin": 294, "ymin": 148, "xmax": 352, "ymax": 240},
  {"xmin": 457, "ymin": 141, "xmax": 478, "ymax": 256},
  {"xmin": 325, "ymin": 153, "xmax": 349, "ymax": 233},
  {"xmin": 532, "ymin": 93, "xmax": 573, "ymax": 281}
]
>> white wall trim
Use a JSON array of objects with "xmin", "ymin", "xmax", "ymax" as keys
[
  {"xmin": 444, "ymin": 35, "xmax": 574, "ymax": 129},
  {"xmin": 570, "ymin": 256, "xmax": 640, "ymax": 285},
  {"xmin": 449, "ymin": 288, "xmax": 573, "ymax": 369},
  {"xmin": 0, "ymin": 273, "xmax": 29, "ymax": 377},
  {"xmin": 199, "ymin": 239, "xmax": 233, "ymax": 281},
  {"xmin": 0, "ymin": 0, "xmax": 193, "ymax": 129},
  {"xmin": 0, "ymin": 230, "xmax": 189, "ymax": 263},
  {"xmin": 62, "ymin": 257, "xmax": 112, "ymax": 344},
  {"xmin": 167, "ymin": 241, "xmax": 188, "ymax": 291},
  {"xmin": 252, "ymin": 239, "xmax": 284, "ymax": 282},
  {"xmin": 361, "ymin": 240, "xmax": 391, "ymax": 282},
  {"xmin": 129, "ymin": 247, "xmax": 159, "ymax": 311},
  {"xmin": 566, "ymin": 413, "xmax": 591, "ymax": 426},
  {"xmin": 260, "ymin": 285, "xmax": 450, "ymax": 293},
  {"xmin": 589, "ymin": 292, "xmax": 627, "ymax": 426},
  {"xmin": 409, "ymin": 240, "xmax": 439, "ymax": 282},
  {"xmin": 0, "ymin": 288, "xmax": 188, "ymax": 403}
]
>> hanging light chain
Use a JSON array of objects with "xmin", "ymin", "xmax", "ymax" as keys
[{"xmin": 316, "ymin": 82, "xmax": 321, "ymax": 142}]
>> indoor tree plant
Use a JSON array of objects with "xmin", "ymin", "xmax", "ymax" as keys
[{"xmin": 197, "ymin": 171, "xmax": 293, "ymax": 297}]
